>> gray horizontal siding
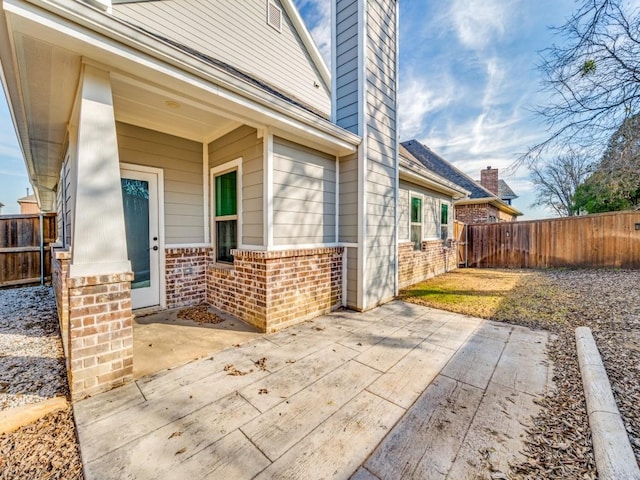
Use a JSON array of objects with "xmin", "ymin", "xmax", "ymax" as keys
[
  {"xmin": 339, "ymin": 152, "xmax": 358, "ymax": 244},
  {"xmin": 364, "ymin": 0, "xmax": 397, "ymax": 307},
  {"xmin": 335, "ymin": 0, "xmax": 360, "ymax": 134},
  {"xmin": 113, "ymin": 0, "xmax": 330, "ymax": 116},
  {"xmin": 209, "ymin": 125, "xmax": 264, "ymax": 247},
  {"xmin": 273, "ymin": 137, "xmax": 336, "ymax": 245},
  {"xmin": 116, "ymin": 122, "xmax": 204, "ymax": 244}
]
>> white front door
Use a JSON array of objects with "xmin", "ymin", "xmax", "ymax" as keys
[{"xmin": 121, "ymin": 168, "xmax": 161, "ymax": 309}]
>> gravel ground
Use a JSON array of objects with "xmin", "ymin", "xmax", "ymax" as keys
[
  {"xmin": 0, "ymin": 286, "xmax": 82, "ymax": 480},
  {"xmin": 0, "ymin": 287, "xmax": 68, "ymax": 409}
]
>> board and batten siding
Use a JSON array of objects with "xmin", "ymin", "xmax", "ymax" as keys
[
  {"xmin": 335, "ymin": 0, "xmax": 360, "ymax": 134},
  {"xmin": 399, "ymin": 180, "xmax": 453, "ymax": 241},
  {"xmin": 209, "ymin": 126, "xmax": 264, "ymax": 247},
  {"xmin": 112, "ymin": 0, "xmax": 330, "ymax": 116},
  {"xmin": 116, "ymin": 122, "xmax": 204, "ymax": 244},
  {"xmin": 364, "ymin": 0, "xmax": 398, "ymax": 307},
  {"xmin": 272, "ymin": 137, "xmax": 336, "ymax": 245}
]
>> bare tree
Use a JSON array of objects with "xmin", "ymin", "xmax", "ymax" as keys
[
  {"xmin": 526, "ymin": 0, "xmax": 640, "ymax": 161},
  {"xmin": 530, "ymin": 152, "xmax": 594, "ymax": 216}
]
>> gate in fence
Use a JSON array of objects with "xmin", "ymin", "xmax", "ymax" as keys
[{"xmin": 0, "ymin": 213, "xmax": 57, "ymax": 287}]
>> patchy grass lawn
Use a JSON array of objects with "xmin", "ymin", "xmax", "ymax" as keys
[{"xmin": 400, "ymin": 268, "xmax": 572, "ymax": 327}]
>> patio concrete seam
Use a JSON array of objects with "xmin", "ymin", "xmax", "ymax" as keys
[
  {"xmin": 575, "ymin": 327, "xmax": 640, "ymax": 480},
  {"xmin": 134, "ymin": 381, "xmax": 148, "ymax": 401}
]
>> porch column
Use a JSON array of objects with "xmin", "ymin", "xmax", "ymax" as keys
[
  {"xmin": 70, "ymin": 64, "xmax": 129, "ymax": 278},
  {"xmin": 64, "ymin": 64, "xmax": 133, "ymax": 400}
]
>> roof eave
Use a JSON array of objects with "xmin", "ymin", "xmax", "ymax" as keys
[
  {"xmin": 399, "ymin": 165, "xmax": 469, "ymax": 199},
  {"xmin": 5, "ymin": 0, "xmax": 358, "ymax": 154}
]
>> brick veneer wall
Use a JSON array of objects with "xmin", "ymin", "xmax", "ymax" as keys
[
  {"xmin": 165, "ymin": 247, "xmax": 210, "ymax": 308},
  {"xmin": 206, "ymin": 247, "xmax": 343, "ymax": 332},
  {"xmin": 51, "ymin": 248, "xmax": 134, "ymax": 400},
  {"xmin": 456, "ymin": 203, "xmax": 516, "ymax": 224},
  {"xmin": 67, "ymin": 273, "xmax": 134, "ymax": 400},
  {"xmin": 398, "ymin": 240, "xmax": 457, "ymax": 289}
]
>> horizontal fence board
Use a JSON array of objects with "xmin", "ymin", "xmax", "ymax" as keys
[
  {"xmin": 0, "ymin": 213, "xmax": 56, "ymax": 286},
  {"xmin": 467, "ymin": 211, "xmax": 640, "ymax": 269}
]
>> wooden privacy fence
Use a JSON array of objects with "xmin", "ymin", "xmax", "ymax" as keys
[
  {"xmin": 0, "ymin": 213, "xmax": 56, "ymax": 287},
  {"xmin": 467, "ymin": 211, "xmax": 640, "ymax": 269}
]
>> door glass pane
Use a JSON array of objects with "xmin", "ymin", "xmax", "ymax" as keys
[
  {"xmin": 122, "ymin": 179, "xmax": 150, "ymax": 289},
  {"xmin": 215, "ymin": 171, "xmax": 237, "ymax": 216},
  {"xmin": 216, "ymin": 220, "xmax": 237, "ymax": 263}
]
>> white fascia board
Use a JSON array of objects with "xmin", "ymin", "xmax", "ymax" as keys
[
  {"xmin": 3, "ymin": 0, "xmax": 358, "ymax": 154},
  {"xmin": 399, "ymin": 167, "xmax": 469, "ymax": 199},
  {"xmin": 280, "ymin": 0, "xmax": 330, "ymax": 90}
]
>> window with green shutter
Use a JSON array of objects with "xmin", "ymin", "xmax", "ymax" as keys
[
  {"xmin": 411, "ymin": 195, "xmax": 422, "ymax": 250},
  {"xmin": 440, "ymin": 203, "xmax": 449, "ymax": 240},
  {"xmin": 214, "ymin": 170, "xmax": 238, "ymax": 263}
]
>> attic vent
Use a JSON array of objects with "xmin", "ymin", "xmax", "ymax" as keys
[{"xmin": 267, "ymin": 1, "xmax": 282, "ymax": 32}]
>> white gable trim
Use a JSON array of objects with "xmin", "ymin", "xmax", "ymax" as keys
[{"xmin": 280, "ymin": 0, "xmax": 330, "ymax": 90}]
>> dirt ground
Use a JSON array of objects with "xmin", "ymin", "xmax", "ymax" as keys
[{"xmin": 402, "ymin": 268, "xmax": 640, "ymax": 479}]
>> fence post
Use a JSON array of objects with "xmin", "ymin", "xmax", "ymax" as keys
[{"xmin": 39, "ymin": 213, "xmax": 44, "ymax": 286}]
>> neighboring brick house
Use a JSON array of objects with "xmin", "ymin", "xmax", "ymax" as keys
[{"xmin": 402, "ymin": 140, "xmax": 522, "ymax": 224}]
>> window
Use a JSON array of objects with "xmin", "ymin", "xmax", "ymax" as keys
[
  {"xmin": 214, "ymin": 169, "xmax": 238, "ymax": 263},
  {"xmin": 440, "ymin": 203, "xmax": 449, "ymax": 240},
  {"xmin": 411, "ymin": 195, "xmax": 422, "ymax": 250}
]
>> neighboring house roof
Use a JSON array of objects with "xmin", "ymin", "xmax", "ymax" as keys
[
  {"xmin": 17, "ymin": 194, "xmax": 37, "ymax": 204},
  {"xmin": 473, "ymin": 178, "xmax": 519, "ymax": 201},
  {"xmin": 498, "ymin": 179, "xmax": 518, "ymax": 200},
  {"xmin": 399, "ymin": 145, "xmax": 469, "ymax": 199},
  {"xmin": 401, "ymin": 140, "xmax": 522, "ymax": 216}
]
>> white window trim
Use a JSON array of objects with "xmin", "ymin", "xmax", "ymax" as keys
[
  {"xmin": 440, "ymin": 200, "xmax": 451, "ymax": 241},
  {"xmin": 410, "ymin": 192, "xmax": 423, "ymax": 251},
  {"xmin": 210, "ymin": 158, "xmax": 243, "ymax": 263}
]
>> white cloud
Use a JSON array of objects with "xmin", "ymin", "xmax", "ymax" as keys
[
  {"xmin": 449, "ymin": 0, "xmax": 518, "ymax": 50},
  {"xmin": 399, "ymin": 72, "xmax": 456, "ymax": 140},
  {"xmin": 294, "ymin": 0, "xmax": 332, "ymax": 67}
]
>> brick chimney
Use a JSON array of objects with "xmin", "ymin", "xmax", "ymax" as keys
[{"xmin": 480, "ymin": 166, "xmax": 499, "ymax": 195}]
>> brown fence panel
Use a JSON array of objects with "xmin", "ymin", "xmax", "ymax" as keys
[
  {"xmin": 467, "ymin": 211, "xmax": 640, "ymax": 269},
  {"xmin": 0, "ymin": 213, "xmax": 56, "ymax": 287}
]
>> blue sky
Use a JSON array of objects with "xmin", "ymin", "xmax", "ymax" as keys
[
  {"xmin": 0, "ymin": 0, "xmax": 575, "ymax": 217},
  {"xmin": 294, "ymin": 0, "xmax": 577, "ymax": 219}
]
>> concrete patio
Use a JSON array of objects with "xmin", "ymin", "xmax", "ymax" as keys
[{"xmin": 74, "ymin": 300, "xmax": 552, "ymax": 480}]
